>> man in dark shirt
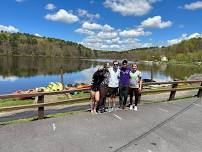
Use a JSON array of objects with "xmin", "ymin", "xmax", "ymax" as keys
[{"xmin": 119, "ymin": 59, "xmax": 130, "ymax": 110}]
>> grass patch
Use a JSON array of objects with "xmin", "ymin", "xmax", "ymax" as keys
[
  {"xmin": 57, "ymin": 92, "xmax": 90, "ymax": 100},
  {"xmin": 0, "ymin": 99, "xmax": 33, "ymax": 108},
  {"xmin": 142, "ymin": 95, "xmax": 194, "ymax": 105},
  {"xmin": 0, "ymin": 110, "xmax": 85, "ymax": 126},
  {"xmin": 0, "ymin": 117, "xmax": 36, "ymax": 126},
  {"xmin": 47, "ymin": 110, "xmax": 85, "ymax": 118}
]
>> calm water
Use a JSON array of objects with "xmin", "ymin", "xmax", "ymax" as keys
[{"xmin": 0, "ymin": 56, "xmax": 202, "ymax": 94}]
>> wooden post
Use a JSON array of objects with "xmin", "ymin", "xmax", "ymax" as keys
[
  {"xmin": 197, "ymin": 82, "xmax": 202, "ymax": 98},
  {"xmin": 169, "ymin": 83, "xmax": 178, "ymax": 101},
  {"xmin": 60, "ymin": 67, "xmax": 64, "ymax": 90},
  {"xmin": 61, "ymin": 67, "xmax": 72, "ymax": 98},
  {"xmin": 37, "ymin": 95, "xmax": 44, "ymax": 119},
  {"xmin": 151, "ymin": 56, "xmax": 155, "ymax": 82}
]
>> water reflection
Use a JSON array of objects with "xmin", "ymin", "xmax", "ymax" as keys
[
  {"xmin": 0, "ymin": 56, "xmax": 96, "ymax": 77},
  {"xmin": 0, "ymin": 56, "xmax": 202, "ymax": 94}
]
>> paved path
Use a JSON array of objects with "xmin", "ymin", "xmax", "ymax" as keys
[{"xmin": 0, "ymin": 97, "xmax": 202, "ymax": 152}]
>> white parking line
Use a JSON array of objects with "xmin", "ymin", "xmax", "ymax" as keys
[
  {"xmin": 113, "ymin": 114, "xmax": 122, "ymax": 120},
  {"xmin": 158, "ymin": 108, "xmax": 169, "ymax": 113},
  {"xmin": 52, "ymin": 123, "xmax": 56, "ymax": 131},
  {"xmin": 193, "ymin": 103, "xmax": 201, "ymax": 107}
]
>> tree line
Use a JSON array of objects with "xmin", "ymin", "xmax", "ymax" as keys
[
  {"xmin": 94, "ymin": 38, "xmax": 202, "ymax": 62},
  {"xmin": 0, "ymin": 31, "xmax": 202, "ymax": 62},
  {"xmin": 0, "ymin": 31, "xmax": 95, "ymax": 58}
]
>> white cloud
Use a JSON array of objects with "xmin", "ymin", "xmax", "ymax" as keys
[
  {"xmin": 16, "ymin": 0, "xmax": 25, "ymax": 2},
  {"xmin": 102, "ymin": 24, "xmax": 114, "ymax": 31},
  {"xmin": 141, "ymin": 16, "xmax": 172, "ymax": 29},
  {"xmin": 81, "ymin": 22, "xmax": 114, "ymax": 31},
  {"xmin": 0, "ymin": 25, "xmax": 19, "ymax": 33},
  {"xmin": 45, "ymin": 9, "xmax": 79, "ymax": 24},
  {"xmin": 97, "ymin": 31, "xmax": 118, "ymax": 39},
  {"xmin": 167, "ymin": 33, "xmax": 202, "ymax": 45},
  {"xmin": 188, "ymin": 33, "xmax": 202, "ymax": 39},
  {"xmin": 83, "ymin": 37, "xmax": 104, "ymax": 44},
  {"xmin": 34, "ymin": 33, "xmax": 42, "ymax": 37},
  {"xmin": 108, "ymin": 37, "xmax": 121, "ymax": 44},
  {"xmin": 182, "ymin": 1, "xmax": 202, "ymax": 10},
  {"xmin": 45, "ymin": 3, "xmax": 56, "ymax": 10},
  {"xmin": 75, "ymin": 28, "xmax": 95, "ymax": 36},
  {"xmin": 0, "ymin": 76, "xmax": 18, "ymax": 82},
  {"xmin": 82, "ymin": 22, "xmax": 102, "ymax": 30},
  {"xmin": 81, "ymin": 33, "xmax": 153, "ymax": 51},
  {"xmin": 119, "ymin": 27, "xmax": 151, "ymax": 38},
  {"xmin": 77, "ymin": 9, "xmax": 100, "ymax": 21},
  {"xmin": 104, "ymin": 0, "xmax": 160, "ymax": 16},
  {"xmin": 76, "ymin": 19, "xmax": 157, "ymax": 50},
  {"xmin": 76, "ymin": 21, "xmax": 154, "ymax": 50}
]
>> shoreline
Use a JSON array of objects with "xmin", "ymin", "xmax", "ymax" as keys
[{"xmin": 0, "ymin": 55, "xmax": 201, "ymax": 66}]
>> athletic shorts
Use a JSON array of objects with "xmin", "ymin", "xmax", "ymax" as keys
[
  {"xmin": 91, "ymin": 86, "xmax": 99, "ymax": 92},
  {"xmin": 108, "ymin": 87, "xmax": 118, "ymax": 97}
]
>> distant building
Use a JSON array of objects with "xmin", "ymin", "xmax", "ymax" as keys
[{"xmin": 161, "ymin": 56, "xmax": 168, "ymax": 62}]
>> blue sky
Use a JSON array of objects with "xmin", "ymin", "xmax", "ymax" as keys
[{"xmin": 0, "ymin": 0, "xmax": 202, "ymax": 51}]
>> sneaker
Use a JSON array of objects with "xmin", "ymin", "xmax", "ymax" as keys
[
  {"xmin": 129, "ymin": 105, "xmax": 133, "ymax": 110},
  {"xmin": 93, "ymin": 110, "xmax": 98, "ymax": 114},
  {"xmin": 134, "ymin": 106, "xmax": 137, "ymax": 111},
  {"xmin": 100, "ymin": 110, "xmax": 104, "ymax": 113},
  {"xmin": 116, "ymin": 107, "xmax": 121, "ymax": 110},
  {"xmin": 109, "ymin": 108, "xmax": 113, "ymax": 112}
]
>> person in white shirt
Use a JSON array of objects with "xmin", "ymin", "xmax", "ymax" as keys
[
  {"xmin": 107, "ymin": 61, "xmax": 120, "ymax": 112},
  {"xmin": 129, "ymin": 64, "xmax": 142, "ymax": 111}
]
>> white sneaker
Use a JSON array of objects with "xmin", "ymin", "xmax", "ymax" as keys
[
  {"xmin": 129, "ymin": 105, "xmax": 133, "ymax": 110},
  {"xmin": 134, "ymin": 106, "xmax": 137, "ymax": 111}
]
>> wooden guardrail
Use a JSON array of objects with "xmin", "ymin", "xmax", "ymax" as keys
[{"xmin": 0, "ymin": 80, "xmax": 202, "ymax": 120}]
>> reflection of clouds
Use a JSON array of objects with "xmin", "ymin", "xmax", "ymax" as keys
[
  {"xmin": 153, "ymin": 73, "xmax": 172, "ymax": 82},
  {"xmin": 0, "ymin": 76, "xmax": 18, "ymax": 82},
  {"xmin": 74, "ymin": 65, "xmax": 100, "ymax": 84},
  {"xmin": 159, "ymin": 64, "xmax": 168, "ymax": 71},
  {"xmin": 142, "ymin": 71, "xmax": 172, "ymax": 82}
]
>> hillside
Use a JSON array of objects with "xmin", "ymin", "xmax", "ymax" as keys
[
  {"xmin": 0, "ymin": 32, "xmax": 95, "ymax": 58},
  {"xmin": 94, "ymin": 38, "xmax": 202, "ymax": 62},
  {"xmin": 0, "ymin": 31, "xmax": 202, "ymax": 62}
]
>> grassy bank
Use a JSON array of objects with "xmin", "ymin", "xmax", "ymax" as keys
[
  {"xmin": 0, "ymin": 91, "xmax": 90, "ymax": 108},
  {"xmin": 0, "ymin": 99, "xmax": 33, "ymax": 108},
  {"xmin": 0, "ymin": 110, "xmax": 85, "ymax": 126}
]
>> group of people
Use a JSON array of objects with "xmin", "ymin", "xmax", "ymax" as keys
[{"xmin": 90, "ymin": 59, "xmax": 142, "ymax": 114}]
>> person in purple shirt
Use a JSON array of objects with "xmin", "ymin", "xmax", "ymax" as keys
[{"xmin": 119, "ymin": 59, "xmax": 130, "ymax": 110}]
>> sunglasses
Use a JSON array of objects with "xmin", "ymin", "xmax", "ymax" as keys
[{"xmin": 114, "ymin": 64, "xmax": 118, "ymax": 66}]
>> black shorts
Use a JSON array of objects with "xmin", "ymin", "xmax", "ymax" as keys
[
  {"xmin": 91, "ymin": 86, "xmax": 99, "ymax": 92},
  {"xmin": 108, "ymin": 87, "xmax": 118, "ymax": 97}
]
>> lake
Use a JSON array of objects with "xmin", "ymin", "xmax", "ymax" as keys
[{"xmin": 0, "ymin": 56, "xmax": 202, "ymax": 94}]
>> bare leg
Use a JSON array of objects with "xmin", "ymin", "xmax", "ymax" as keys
[
  {"xmin": 90, "ymin": 91, "xmax": 96, "ymax": 114},
  {"xmin": 112, "ymin": 97, "xmax": 116, "ymax": 110},
  {"xmin": 108, "ymin": 97, "xmax": 112, "ymax": 110},
  {"xmin": 94, "ymin": 91, "xmax": 100, "ymax": 113},
  {"xmin": 93, "ymin": 100, "xmax": 98, "ymax": 114}
]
